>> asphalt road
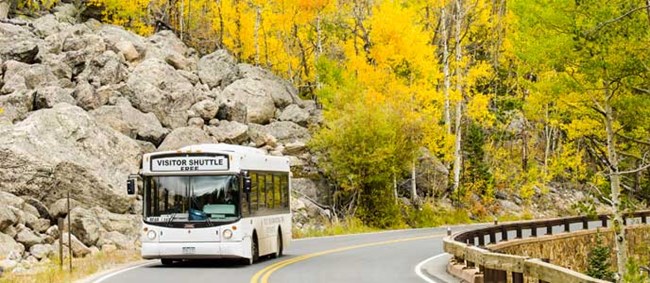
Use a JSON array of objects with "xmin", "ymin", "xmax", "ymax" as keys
[{"xmin": 94, "ymin": 225, "xmax": 484, "ymax": 283}]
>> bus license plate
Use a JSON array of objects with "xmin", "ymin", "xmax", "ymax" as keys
[{"xmin": 182, "ymin": 247, "xmax": 195, "ymax": 254}]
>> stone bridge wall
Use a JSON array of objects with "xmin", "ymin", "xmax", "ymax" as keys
[{"xmin": 488, "ymin": 225, "xmax": 650, "ymax": 273}]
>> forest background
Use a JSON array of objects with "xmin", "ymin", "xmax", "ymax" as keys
[
  {"xmin": 7, "ymin": 0, "xmax": 650, "ymax": 238},
  {"xmin": 4, "ymin": 0, "xmax": 650, "ymax": 279}
]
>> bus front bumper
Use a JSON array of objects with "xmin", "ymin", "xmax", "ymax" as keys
[{"xmin": 141, "ymin": 241, "xmax": 249, "ymax": 260}]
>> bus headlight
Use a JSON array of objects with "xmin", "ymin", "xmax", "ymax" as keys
[
  {"xmin": 147, "ymin": 230, "xmax": 156, "ymax": 240},
  {"xmin": 222, "ymin": 229, "xmax": 233, "ymax": 239}
]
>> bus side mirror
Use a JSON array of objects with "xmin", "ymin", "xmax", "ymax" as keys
[
  {"xmin": 243, "ymin": 176, "xmax": 252, "ymax": 194},
  {"xmin": 127, "ymin": 179, "xmax": 136, "ymax": 195}
]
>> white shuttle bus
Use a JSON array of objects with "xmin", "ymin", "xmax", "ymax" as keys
[{"xmin": 127, "ymin": 143, "xmax": 292, "ymax": 265}]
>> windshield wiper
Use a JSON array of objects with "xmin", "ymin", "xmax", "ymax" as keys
[{"xmin": 166, "ymin": 213, "xmax": 178, "ymax": 227}]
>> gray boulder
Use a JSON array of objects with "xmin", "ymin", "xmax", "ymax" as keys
[
  {"xmin": 247, "ymin": 124, "xmax": 278, "ymax": 147},
  {"xmin": 66, "ymin": 207, "xmax": 102, "ymax": 246},
  {"xmin": 125, "ymin": 58, "xmax": 197, "ymax": 128},
  {"xmin": 20, "ymin": 197, "xmax": 50, "ymax": 220},
  {"xmin": 158, "ymin": 127, "xmax": 213, "ymax": 151},
  {"xmin": 15, "ymin": 227, "xmax": 43, "ymax": 249},
  {"xmin": 278, "ymin": 104, "xmax": 310, "ymax": 126},
  {"xmin": 0, "ymin": 104, "xmax": 141, "ymax": 213},
  {"xmin": 0, "ymin": 206, "xmax": 16, "ymax": 232},
  {"xmin": 33, "ymin": 86, "xmax": 75, "ymax": 110},
  {"xmin": 97, "ymin": 231, "xmax": 135, "ymax": 250},
  {"xmin": 198, "ymin": 50, "xmax": 238, "ymax": 89},
  {"xmin": 32, "ymin": 14, "xmax": 67, "ymax": 38},
  {"xmin": 98, "ymin": 25, "xmax": 146, "ymax": 62},
  {"xmin": 1, "ymin": 60, "xmax": 58, "ymax": 94},
  {"xmin": 220, "ymin": 79, "xmax": 276, "ymax": 124},
  {"xmin": 57, "ymin": 232, "xmax": 91, "ymax": 258},
  {"xmin": 0, "ymin": 233, "xmax": 24, "ymax": 260},
  {"xmin": 77, "ymin": 50, "xmax": 128, "ymax": 87},
  {"xmin": 145, "ymin": 31, "xmax": 191, "ymax": 63},
  {"xmin": 29, "ymin": 244, "xmax": 54, "ymax": 260},
  {"xmin": 189, "ymin": 99, "xmax": 219, "ymax": 120},
  {"xmin": 238, "ymin": 63, "xmax": 297, "ymax": 108},
  {"xmin": 0, "ymin": 23, "xmax": 40, "ymax": 64},
  {"xmin": 262, "ymin": 121, "xmax": 311, "ymax": 144},
  {"xmin": 90, "ymin": 98, "xmax": 168, "ymax": 145},
  {"xmin": 66, "ymin": 206, "xmax": 140, "ymax": 247},
  {"xmin": 0, "ymin": 90, "xmax": 34, "ymax": 122},
  {"xmin": 49, "ymin": 198, "xmax": 82, "ymax": 220},
  {"xmin": 207, "ymin": 121, "xmax": 248, "ymax": 144},
  {"xmin": 216, "ymin": 99, "xmax": 247, "ymax": 123}
]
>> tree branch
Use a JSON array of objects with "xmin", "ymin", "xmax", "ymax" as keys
[
  {"xmin": 617, "ymin": 133, "xmax": 650, "ymax": 146},
  {"xmin": 616, "ymin": 163, "xmax": 650, "ymax": 175},
  {"xmin": 588, "ymin": 5, "xmax": 650, "ymax": 36}
]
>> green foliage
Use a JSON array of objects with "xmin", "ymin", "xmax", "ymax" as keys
[
  {"xmin": 402, "ymin": 202, "xmax": 471, "ymax": 228},
  {"xmin": 292, "ymin": 217, "xmax": 377, "ymax": 239},
  {"xmin": 586, "ymin": 231, "xmax": 614, "ymax": 281},
  {"xmin": 622, "ymin": 259, "xmax": 650, "ymax": 283}
]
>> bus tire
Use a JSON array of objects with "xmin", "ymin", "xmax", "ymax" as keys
[
  {"xmin": 161, "ymin": 259, "xmax": 174, "ymax": 265},
  {"xmin": 272, "ymin": 228, "xmax": 283, "ymax": 258},
  {"xmin": 248, "ymin": 233, "xmax": 259, "ymax": 265}
]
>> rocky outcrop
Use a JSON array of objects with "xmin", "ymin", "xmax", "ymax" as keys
[
  {"xmin": 0, "ymin": 104, "xmax": 141, "ymax": 213},
  {"xmin": 0, "ymin": 8, "xmax": 325, "ymax": 273}
]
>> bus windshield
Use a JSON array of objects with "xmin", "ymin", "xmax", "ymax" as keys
[{"xmin": 143, "ymin": 175, "xmax": 240, "ymax": 225}]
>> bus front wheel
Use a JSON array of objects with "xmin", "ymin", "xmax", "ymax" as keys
[
  {"xmin": 248, "ymin": 235, "xmax": 259, "ymax": 265},
  {"xmin": 272, "ymin": 231, "xmax": 283, "ymax": 258}
]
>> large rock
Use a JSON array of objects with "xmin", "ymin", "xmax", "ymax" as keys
[
  {"xmin": 21, "ymin": 197, "xmax": 51, "ymax": 220},
  {"xmin": 77, "ymin": 50, "xmax": 128, "ymax": 87},
  {"xmin": 66, "ymin": 206, "xmax": 140, "ymax": 247},
  {"xmin": 207, "ymin": 121, "xmax": 248, "ymax": 144},
  {"xmin": 0, "ymin": 233, "xmax": 24, "ymax": 260},
  {"xmin": 197, "ymin": 50, "xmax": 239, "ymax": 89},
  {"xmin": 145, "ymin": 31, "xmax": 192, "ymax": 64},
  {"xmin": 0, "ymin": 23, "xmax": 40, "ymax": 64},
  {"xmin": 15, "ymin": 227, "xmax": 44, "ymax": 249},
  {"xmin": 57, "ymin": 232, "xmax": 91, "ymax": 258},
  {"xmin": 189, "ymin": 99, "xmax": 219, "ymax": 121},
  {"xmin": 238, "ymin": 63, "xmax": 297, "ymax": 108},
  {"xmin": 278, "ymin": 104, "xmax": 310, "ymax": 126},
  {"xmin": 125, "ymin": 58, "xmax": 198, "ymax": 128},
  {"xmin": 32, "ymin": 14, "xmax": 68, "ymax": 38},
  {"xmin": 0, "ymin": 90, "xmax": 34, "ymax": 122},
  {"xmin": 158, "ymin": 127, "xmax": 213, "ymax": 151},
  {"xmin": 261, "ymin": 121, "xmax": 311, "ymax": 144},
  {"xmin": 216, "ymin": 99, "xmax": 247, "ymax": 123},
  {"xmin": 1, "ymin": 60, "xmax": 58, "ymax": 94},
  {"xmin": 219, "ymin": 79, "xmax": 277, "ymax": 124},
  {"xmin": 97, "ymin": 231, "xmax": 135, "ymax": 250},
  {"xmin": 0, "ymin": 206, "xmax": 16, "ymax": 232},
  {"xmin": 33, "ymin": 86, "xmax": 75, "ymax": 110},
  {"xmin": 90, "ymin": 98, "xmax": 168, "ymax": 145},
  {"xmin": 29, "ymin": 244, "xmax": 54, "ymax": 260},
  {"xmin": 49, "ymin": 198, "xmax": 82, "ymax": 220},
  {"xmin": 0, "ymin": 104, "xmax": 141, "ymax": 213},
  {"xmin": 98, "ymin": 25, "xmax": 146, "ymax": 62}
]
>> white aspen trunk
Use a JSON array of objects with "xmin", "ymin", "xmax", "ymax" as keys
[
  {"xmin": 441, "ymin": 7, "xmax": 452, "ymax": 135},
  {"xmin": 315, "ymin": 14, "xmax": 323, "ymax": 91},
  {"xmin": 543, "ymin": 104, "xmax": 551, "ymax": 182},
  {"xmin": 0, "ymin": 0, "xmax": 8, "ymax": 20},
  {"xmin": 179, "ymin": 0, "xmax": 184, "ymax": 41},
  {"xmin": 393, "ymin": 175, "xmax": 398, "ymax": 203},
  {"xmin": 452, "ymin": 0, "xmax": 464, "ymax": 196},
  {"xmin": 604, "ymin": 88, "xmax": 627, "ymax": 281},
  {"xmin": 411, "ymin": 160, "xmax": 417, "ymax": 202},
  {"xmin": 254, "ymin": 7, "xmax": 261, "ymax": 66}
]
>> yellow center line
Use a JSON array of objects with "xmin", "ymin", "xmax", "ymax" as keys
[{"xmin": 250, "ymin": 233, "xmax": 446, "ymax": 283}]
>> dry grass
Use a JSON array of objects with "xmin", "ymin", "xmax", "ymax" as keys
[{"xmin": 0, "ymin": 250, "xmax": 141, "ymax": 283}]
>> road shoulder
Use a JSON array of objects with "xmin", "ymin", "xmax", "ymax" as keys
[
  {"xmin": 417, "ymin": 253, "xmax": 460, "ymax": 283},
  {"xmin": 75, "ymin": 260, "xmax": 155, "ymax": 283}
]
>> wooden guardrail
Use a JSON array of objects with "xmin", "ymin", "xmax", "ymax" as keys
[{"xmin": 443, "ymin": 210, "xmax": 650, "ymax": 283}]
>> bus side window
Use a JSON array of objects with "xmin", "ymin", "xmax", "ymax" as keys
[
  {"xmin": 266, "ymin": 174, "xmax": 274, "ymax": 209},
  {"xmin": 273, "ymin": 175, "xmax": 281, "ymax": 210},
  {"xmin": 281, "ymin": 174, "xmax": 289, "ymax": 210},
  {"xmin": 258, "ymin": 174, "xmax": 266, "ymax": 212},
  {"xmin": 250, "ymin": 173, "xmax": 258, "ymax": 214}
]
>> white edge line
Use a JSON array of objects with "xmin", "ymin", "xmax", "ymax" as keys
[
  {"xmin": 415, "ymin": 253, "xmax": 448, "ymax": 283},
  {"xmin": 92, "ymin": 261, "xmax": 156, "ymax": 283},
  {"xmin": 293, "ymin": 223, "xmax": 488, "ymax": 242}
]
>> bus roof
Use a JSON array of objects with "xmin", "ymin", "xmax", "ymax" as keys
[{"xmin": 142, "ymin": 143, "xmax": 290, "ymax": 174}]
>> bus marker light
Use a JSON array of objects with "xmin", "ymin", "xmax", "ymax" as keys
[
  {"xmin": 143, "ymin": 227, "xmax": 148, "ymax": 232},
  {"xmin": 232, "ymin": 226, "xmax": 237, "ymax": 231}
]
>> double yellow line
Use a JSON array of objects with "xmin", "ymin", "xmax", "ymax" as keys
[{"xmin": 250, "ymin": 233, "xmax": 445, "ymax": 283}]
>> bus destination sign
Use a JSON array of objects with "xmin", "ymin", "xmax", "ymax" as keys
[{"xmin": 151, "ymin": 155, "xmax": 229, "ymax": 172}]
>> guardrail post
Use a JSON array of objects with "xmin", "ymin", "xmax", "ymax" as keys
[
  {"xmin": 516, "ymin": 227, "xmax": 522, "ymax": 239},
  {"xmin": 489, "ymin": 230, "xmax": 496, "ymax": 244},
  {"xmin": 642, "ymin": 215, "xmax": 647, "ymax": 224},
  {"xmin": 546, "ymin": 225, "xmax": 552, "ymax": 235},
  {"xmin": 501, "ymin": 227, "xmax": 508, "ymax": 241},
  {"xmin": 512, "ymin": 272, "xmax": 524, "ymax": 283},
  {"xmin": 478, "ymin": 234, "xmax": 485, "ymax": 246},
  {"xmin": 483, "ymin": 268, "xmax": 507, "ymax": 283},
  {"xmin": 601, "ymin": 215, "xmax": 608, "ymax": 227},
  {"xmin": 582, "ymin": 217, "xmax": 588, "ymax": 229},
  {"xmin": 531, "ymin": 226, "xmax": 537, "ymax": 237},
  {"xmin": 563, "ymin": 220, "xmax": 570, "ymax": 232}
]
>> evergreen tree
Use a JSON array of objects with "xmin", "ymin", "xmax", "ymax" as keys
[{"xmin": 586, "ymin": 231, "xmax": 614, "ymax": 281}]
